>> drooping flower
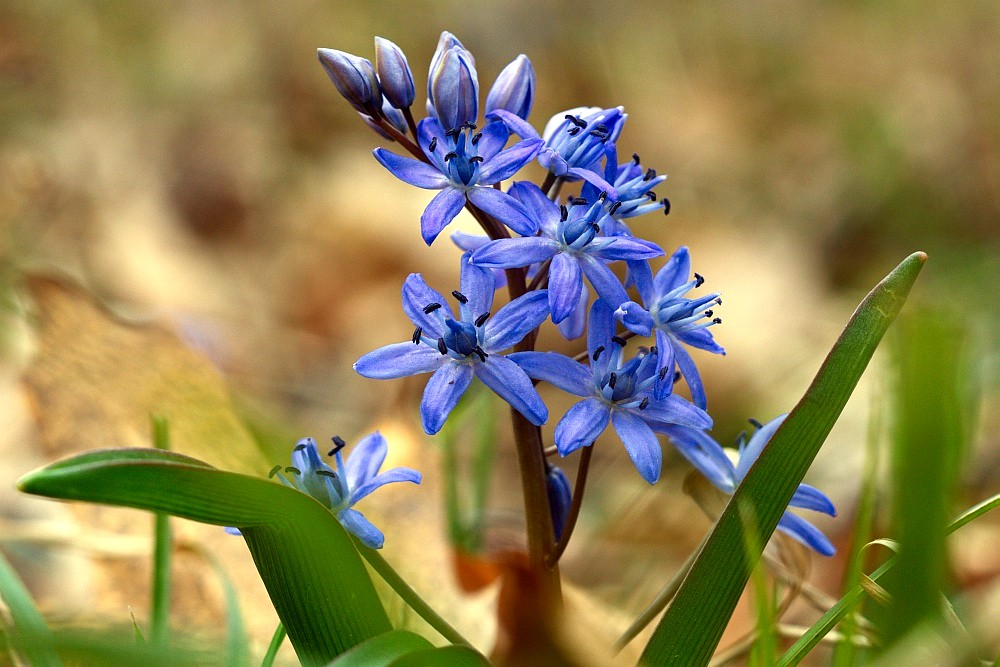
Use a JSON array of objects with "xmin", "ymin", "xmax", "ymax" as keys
[
  {"xmin": 615, "ymin": 246, "xmax": 724, "ymax": 409},
  {"xmin": 354, "ymin": 254, "xmax": 550, "ymax": 434},
  {"xmin": 511, "ymin": 299, "xmax": 711, "ymax": 484},
  {"xmin": 662, "ymin": 415, "xmax": 837, "ymax": 556},
  {"xmin": 270, "ymin": 433, "xmax": 421, "ymax": 549},
  {"xmin": 471, "ymin": 181, "xmax": 663, "ymax": 327},
  {"xmin": 374, "ymin": 119, "xmax": 542, "ymax": 244}
]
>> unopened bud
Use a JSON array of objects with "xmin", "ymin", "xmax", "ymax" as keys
[
  {"xmin": 317, "ymin": 48, "xmax": 382, "ymax": 116},
  {"xmin": 374, "ymin": 37, "xmax": 415, "ymax": 109},
  {"xmin": 430, "ymin": 46, "xmax": 479, "ymax": 132},
  {"xmin": 486, "ymin": 54, "xmax": 535, "ymax": 120}
]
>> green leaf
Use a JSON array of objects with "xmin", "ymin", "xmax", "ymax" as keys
[
  {"xmin": 0, "ymin": 549, "xmax": 61, "ymax": 667},
  {"xmin": 261, "ymin": 623, "xmax": 286, "ymax": 667},
  {"xmin": 18, "ymin": 448, "xmax": 391, "ymax": 666},
  {"xmin": 150, "ymin": 415, "xmax": 173, "ymax": 648},
  {"xmin": 326, "ymin": 630, "xmax": 433, "ymax": 667},
  {"xmin": 389, "ymin": 645, "xmax": 492, "ymax": 666},
  {"xmin": 640, "ymin": 252, "xmax": 926, "ymax": 666}
]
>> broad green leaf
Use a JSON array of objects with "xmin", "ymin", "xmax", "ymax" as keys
[
  {"xmin": 326, "ymin": 630, "xmax": 433, "ymax": 667},
  {"xmin": 18, "ymin": 449, "xmax": 391, "ymax": 666},
  {"xmin": 0, "ymin": 549, "xmax": 61, "ymax": 667},
  {"xmin": 640, "ymin": 252, "xmax": 926, "ymax": 666},
  {"xmin": 389, "ymin": 645, "xmax": 492, "ymax": 666}
]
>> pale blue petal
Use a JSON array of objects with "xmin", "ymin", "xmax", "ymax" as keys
[
  {"xmin": 354, "ymin": 343, "xmax": 446, "ymax": 379},
  {"xmin": 351, "ymin": 467, "xmax": 422, "ymax": 504},
  {"xmin": 777, "ymin": 512, "xmax": 836, "ymax": 557},
  {"xmin": 615, "ymin": 301, "xmax": 654, "ymax": 337},
  {"xmin": 459, "ymin": 253, "xmax": 495, "ymax": 320},
  {"xmin": 421, "ymin": 187, "xmax": 467, "ymax": 245},
  {"xmin": 373, "ymin": 148, "xmax": 448, "ymax": 189},
  {"xmin": 586, "ymin": 237, "xmax": 664, "ymax": 261},
  {"xmin": 338, "ymin": 508, "xmax": 385, "ymax": 549},
  {"xmin": 611, "ymin": 410, "xmax": 662, "ymax": 484},
  {"xmin": 548, "ymin": 252, "xmax": 583, "ymax": 323},
  {"xmin": 507, "ymin": 181, "xmax": 560, "ymax": 235},
  {"xmin": 546, "ymin": 466, "xmax": 572, "ymax": 540},
  {"xmin": 565, "ymin": 166, "xmax": 618, "ymax": 199},
  {"xmin": 673, "ymin": 340, "xmax": 708, "ymax": 410},
  {"xmin": 507, "ymin": 351, "xmax": 592, "ymax": 396},
  {"xmin": 471, "ymin": 236, "xmax": 559, "ymax": 268},
  {"xmin": 586, "ymin": 298, "xmax": 617, "ymax": 362},
  {"xmin": 789, "ymin": 484, "xmax": 837, "ymax": 516},
  {"xmin": 475, "ymin": 355, "xmax": 547, "ymax": 425},
  {"xmin": 654, "ymin": 246, "xmax": 691, "ymax": 297},
  {"xmin": 676, "ymin": 328, "xmax": 726, "ymax": 355},
  {"xmin": 478, "ymin": 139, "xmax": 543, "ymax": 184},
  {"xmin": 483, "ymin": 290, "xmax": 550, "ymax": 351},
  {"xmin": 402, "ymin": 273, "xmax": 453, "ymax": 336},
  {"xmin": 467, "ymin": 187, "xmax": 538, "ymax": 237},
  {"xmin": 420, "ymin": 362, "xmax": 474, "ymax": 434},
  {"xmin": 224, "ymin": 526, "xmax": 243, "ymax": 536},
  {"xmin": 735, "ymin": 414, "xmax": 786, "ymax": 481},
  {"xmin": 578, "ymin": 254, "xmax": 629, "ymax": 309},
  {"xmin": 554, "ymin": 398, "xmax": 610, "ymax": 456},
  {"xmin": 642, "ymin": 394, "xmax": 713, "ymax": 430},
  {"xmin": 474, "ymin": 119, "xmax": 511, "ymax": 161},
  {"xmin": 629, "ymin": 259, "xmax": 655, "ymax": 306},
  {"xmin": 556, "ymin": 284, "xmax": 589, "ymax": 340},
  {"xmin": 344, "ymin": 431, "xmax": 387, "ymax": 491},
  {"xmin": 486, "ymin": 108, "xmax": 540, "ymax": 140},
  {"xmin": 661, "ymin": 426, "xmax": 736, "ymax": 491},
  {"xmin": 450, "ymin": 230, "xmax": 491, "ymax": 252},
  {"xmin": 417, "ymin": 117, "xmax": 448, "ymax": 170},
  {"xmin": 653, "ymin": 329, "xmax": 676, "ymax": 400}
]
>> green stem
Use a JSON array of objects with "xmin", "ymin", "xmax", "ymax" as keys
[
  {"xmin": 261, "ymin": 623, "xmax": 286, "ymax": 667},
  {"xmin": 150, "ymin": 415, "xmax": 172, "ymax": 648},
  {"xmin": 354, "ymin": 539, "xmax": 473, "ymax": 647}
]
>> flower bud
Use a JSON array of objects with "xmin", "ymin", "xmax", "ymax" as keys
[
  {"xmin": 430, "ymin": 46, "xmax": 479, "ymax": 132},
  {"xmin": 486, "ymin": 55, "xmax": 535, "ymax": 120},
  {"xmin": 546, "ymin": 465, "xmax": 572, "ymax": 540},
  {"xmin": 374, "ymin": 37, "xmax": 415, "ymax": 109},
  {"xmin": 317, "ymin": 48, "xmax": 382, "ymax": 116},
  {"xmin": 427, "ymin": 32, "xmax": 475, "ymax": 97}
]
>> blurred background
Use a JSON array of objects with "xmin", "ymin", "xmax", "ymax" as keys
[{"xmin": 1, "ymin": 0, "xmax": 997, "ymax": 663}]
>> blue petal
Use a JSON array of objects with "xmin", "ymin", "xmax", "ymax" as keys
[
  {"xmin": 554, "ymin": 398, "xmax": 611, "ymax": 456},
  {"xmin": 471, "ymin": 236, "xmax": 559, "ymax": 268},
  {"xmin": 507, "ymin": 181, "xmax": 560, "ymax": 235},
  {"xmin": 661, "ymin": 426, "xmax": 736, "ymax": 491},
  {"xmin": 373, "ymin": 149, "xmax": 448, "ymax": 189},
  {"xmin": 450, "ymin": 230, "xmax": 491, "ymax": 252},
  {"xmin": 459, "ymin": 253, "xmax": 496, "ymax": 321},
  {"xmin": 354, "ymin": 342, "xmax": 446, "ymax": 379},
  {"xmin": 421, "ymin": 187, "xmax": 467, "ymax": 245},
  {"xmin": 351, "ymin": 467, "xmax": 422, "ymax": 504},
  {"xmin": 478, "ymin": 139, "xmax": 543, "ymax": 184},
  {"xmin": 467, "ymin": 187, "xmax": 538, "ymax": 237},
  {"xmin": 417, "ymin": 117, "xmax": 448, "ymax": 169},
  {"xmin": 653, "ymin": 329, "xmax": 676, "ymax": 400},
  {"xmin": 224, "ymin": 526, "xmax": 243, "ymax": 536},
  {"xmin": 578, "ymin": 255, "xmax": 629, "ymax": 310},
  {"xmin": 474, "ymin": 119, "xmax": 511, "ymax": 162},
  {"xmin": 486, "ymin": 108, "xmax": 540, "ymax": 140},
  {"xmin": 507, "ymin": 351, "xmax": 592, "ymax": 397},
  {"xmin": 777, "ymin": 512, "xmax": 836, "ymax": 557},
  {"xmin": 475, "ymin": 355, "xmax": 548, "ymax": 425},
  {"xmin": 615, "ymin": 301, "xmax": 654, "ymax": 337},
  {"xmin": 611, "ymin": 410, "xmax": 663, "ymax": 484},
  {"xmin": 338, "ymin": 508, "xmax": 385, "ymax": 549},
  {"xmin": 654, "ymin": 246, "xmax": 691, "ymax": 297},
  {"xmin": 586, "ymin": 237, "xmax": 665, "ymax": 261},
  {"xmin": 343, "ymin": 431, "xmax": 387, "ymax": 491},
  {"xmin": 672, "ymin": 340, "xmax": 708, "ymax": 410},
  {"xmin": 586, "ymin": 298, "xmax": 617, "ymax": 363},
  {"xmin": 565, "ymin": 166, "xmax": 618, "ymax": 200},
  {"xmin": 628, "ymin": 260, "xmax": 655, "ymax": 307},
  {"xmin": 483, "ymin": 290, "xmax": 550, "ymax": 351},
  {"xmin": 641, "ymin": 394, "xmax": 713, "ymax": 430},
  {"xmin": 402, "ymin": 273, "xmax": 453, "ymax": 337},
  {"xmin": 549, "ymin": 252, "xmax": 583, "ymax": 323},
  {"xmin": 420, "ymin": 362, "xmax": 474, "ymax": 434},
  {"xmin": 789, "ymin": 483, "xmax": 837, "ymax": 516},
  {"xmin": 734, "ymin": 414, "xmax": 786, "ymax": 481},
  {"xmin": 556, "ymin": 284, "xmax": 589, "ymax": 340},
  {"xmin": 676, "ymin": 327, "xmax": 726, "ymax": 355}
]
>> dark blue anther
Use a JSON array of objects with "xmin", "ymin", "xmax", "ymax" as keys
[
  {"xmin": 423, "ymin": 302, "xmax": 442, "ymax": 314},
  {"xmin": 451, "ymin": 290, "xmax": 468, "ymax": 304},
  {"xmin": 593, "ymin": 345, "xmax": 605, "ymax": 361}
]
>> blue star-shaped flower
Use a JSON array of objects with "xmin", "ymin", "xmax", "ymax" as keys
[
  {"xmin": 663, "ymin": 415, "xmax": 837, "ymax": 556},
  {"xmin": 374, "ymin": 118, "xmax": 542, "ymax": 245},
  {"xmin": 354, "ymin": 254, "xmax": 550, "ymax": 434},
  {"xmin": 270, "ymin": 433, "xmax": 421, "ymax": 549},
  {"xmin": 471, "ymin": 182, "xmax": 663, "ymax": 329},
  {"xmin": 615, "ymin": 246, "xmax": 724, "ymax": 409},
  {"xmin": 582, "ymin": 144, "xmax": 669, "ymax": 238},
  {"xmin": 510, "ymin": 299, "xmax": 711, "ymax": 484}
]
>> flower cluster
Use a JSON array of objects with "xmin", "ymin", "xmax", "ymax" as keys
[{"xmin": 320, "ymin": 32, "xmax": 835, "ymax": 553}]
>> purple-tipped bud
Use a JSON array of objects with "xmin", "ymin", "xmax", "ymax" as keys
[
  {"xmin": 374, "ymin": 37, "xmax": 415, "ymax": 109},
  {"xmin": 427, "ymin": 32, "xmax": 475, "ymax": 99},
  {"xmin": 486, "ymin": 55, "xmax": 535, "ymax": 120},
  {"xmin": 546, "ymin": 465, "xmax": 572, "ymax": 540},
  {"xmin": 430, "ymin": 46, "xmax": 479, "ymax": 132},
  {"xmin": 317, "ymin": 48, "xmax": 382, "ymax": 116}
]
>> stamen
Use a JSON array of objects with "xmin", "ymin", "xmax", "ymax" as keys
[
  {"xmin": 567, "ymin": 126, "xmax": 582, "ymax": 136},
  {"xmin": 611, "ymin": 335, "xmax": 628, "ymax": 347},
  {"xmin": 589, "ymin": 222, "xmax": 600, "ymax": 232},
  {"xmin": 735, "ymin": 431, "xmax": 748, "ymax": 448},
  {"xmin": 471, "ymin": 132, "xmax": 482, "ymax": 145},
  {"xmin": 659, "ymin": 366, "xmax": 670, "ymax": 380},
  {"xmin": 469, "ymin": 156, "xmax": 484, "ymax": 163},
  {"xmin": 639, "ymin": 397, "xmax": 650, "ymax": 410},
  {"xmin": 646, "ymin": 191, "xmax": 657, "ymax": 201},
  {"xmin": 444, "ymin": 151, "xmax": 457, "ymax": 162},
  {"xmin": 268, "ymin": 465, "xmax": 282, "ymax": 478},
  {"xmin": 748, "ymin": 418, "xmax": 763, "ymax": 430},
  {"xmin": 705, "ymin": 310, "xmax": 714, "ymax": 318},
  {"xmin": 461, "ymin": 121, "xmax": 477, "ymax": 130},
  {"xmin": 598, "ymin": 191, "xmax": 608, "ymax": 202},
  {"xmin": 428, "ymin": 137, "xmax": 438, "ymax": 153},
  {"xmin": 445, "ymin": 128, "xmax": 461, "ymax": 139},
  {"xmin": 589, "ymin": 129, "xmax": 609, "ymax": 139},
  {"xmin": 592, "ymin": 345, "xmax": 605, "ymax": 361},
  {"xmin": 451, "ymin": 290, "xmax": 468, "ymax": 304},
  {"xmin": 565, "ymin": 114, "xmax": 587, "ymax": 128},
  {"xmin": 693, "ymin": 273, "xmax": 705, "ymax": 288},
  {"xmin": 571, "ymin": 197, "xmax": 588, "ymax": 206},
  {"xmin": 593, "ymin": 123, "xmax": 608, "ymax": 133},
  {"xmin": 712, "ymin": 317, "xmax": 722, "ymax": 324},
  {"xmin": 608, "ymin": 372, "xmax": 618, "ymax": 389},
  {"xmin": 559, "ymin": 205, "xmax": 568, "ymax": 221},
  {"xmin": 608, "ymin": 201, "xmax": 622, "ymax": 215},
  {"xmin": 316, "ymin": 469, "xmax": 337, "ymax": 479},
  {"xmin": 632, "ymin": 153, "xmax": 641, "ymax": 164},
  {"xmin": 423, "ymin": 302, "xmax": 442, "ymax": 314},
  {"xmin": 329, "ymin": 435, "xmax": 346, "ymax": 456},
  {"xmin": 294, "ymin": 443, "xmax": 308, "ymax": 451},
  {"xmin": 472, "ymin": 346, "xmax": 488, "ymax": 362},
  {"xmin": 663, "ymin": 198, "xmax": 671, "ymax": 215},
  {"xmin": 644, "ymin": 168, "xmax": 656, "ymax": 181},
  {"xmin": 437, "ymin": 337, "xmax": 448, "ymax": 354},
  {"xmin": 411, "ymin": 326, "xmax": 423, "ymax": 344},
  {"xmin": 716, "ymin": 297, "xmax": 723, "ymax": 305},
  {"xmin": 285, "ymin": 466, "xmax": 301, "ymax": 476},
  {"xmin": 475, "ymin": 312, "xmax": 489, "ymax": 327},
  {"xmin": 649, "ymin": 345, "xmax": 658, "ymax": 356},
  {"xmin": 674, "ymin": 370, "xmax": 681, "ymax": 382}
]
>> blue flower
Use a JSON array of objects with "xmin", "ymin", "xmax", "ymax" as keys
[
  {"xmin": 354, "ymin": 254, "xmax": 550, "ymax": 434},
  {"xmin": 663, "ymin": 416, "xmax": 837, "ymax": 556},
  {"xmin": 270, "ymin": 433, "xmax": 421, "ymax": 549},
  {"xmin": 471, "ymin": 181, "xmax": 663, "ymax": 327},
  {"xmin": 373, "ymin": 119, "xmax": 542, "ymax": 245},
  {"xmin": 317, "ymin": 48, "xmax": 382, "ymax": 117},
  {"xmin": 615, "ymin": 247, "xmax": 724, "ymax": 409},
  {"xmin": 510, "ymin": 299, "xmax": 711, "ymax": 484},
  {"xmin": 583, "ymin": 144, "xmax": 669, "ymax": 237}
]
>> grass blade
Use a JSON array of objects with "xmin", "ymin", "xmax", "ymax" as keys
[
  {"xmin": 640, "ymin": 252, "xmax": 926, "ymax": 666},
  {"xmin": 150, "ymin": 415, "xmax": 173, "ymax": 648},
  {"xmin": 0, "ymin": 549, "xmax": 61, "ymax": 667}
]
